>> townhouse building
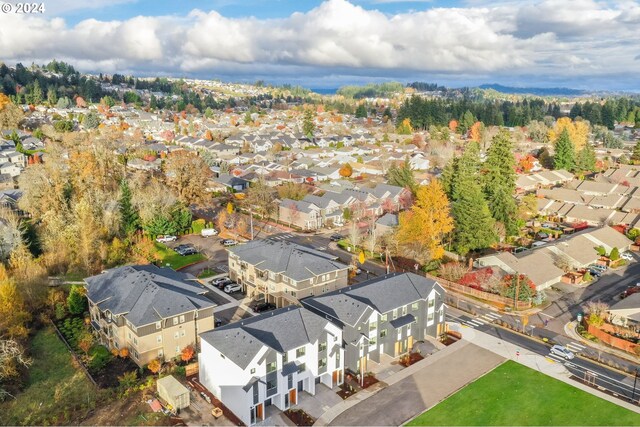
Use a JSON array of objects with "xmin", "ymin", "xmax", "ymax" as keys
[
  {"xmin": 85, "ymin": 265, "xmax": 216, "ymax": 367},
  {"xmin": 227, "ymin": 239, "xmax": 349, "ymax": 307},
  {"xmin": 199, "ymin": 306, "xmax": 343, "ymax": 425},
  {"xmin": 301, "ymin": 272, "xmax": 446, "ymax": 375}
]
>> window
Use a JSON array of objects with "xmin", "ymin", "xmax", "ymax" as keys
[
  {"xmin": 267, "ymin": 361, "xmax": 277, "ymax": 373},
  {"xmin": 369, "ymin": 321, "xmax": 377, "ymax": 332},
  {"xmin": 283, "ymin": 352, "xmax": 288, "ymax": 363},
  {"xmin": 250, "ymin": 368, "xmax": 256, "ymax": 375},
  {"xmin": 380, "ymin": 314, "xmax": 387, "ymax": 322},
  {"xmin": 156, "ymin": 321, "xmax": 162, "ymax": 330},
  {"xmin": 369, "ymin": 337, "xmax": 377, "ymax": 346},
  {"xmin": 319, "ymin": 341, "xmax": 327, "ymax": 352},
  {"xmin": 174, "ymin": 332, "xmax": 179, "ymax": 339},
  {"xmin": 175, "ymin": 346, "xmax": 180, "ymax": 355},
  {"xmin": 412, "ymin": 302, "xmax": 419, "ymax": 311},
  {"xmin": 296, "ymin": 346, "xmax": 306, "ymax": 358},
  {"xmin": 318, "ymin": 358, "xmax": 327, "ymax": 369},
  {"xmin": 428, "ymin": 298, "xmax": 435, "ymax": 308},
  {"xmin": 266, "ymin": 377, "xmax": 277, "ymax": 392},
  {"xmin": 179, "ymin": 315, "xmax": 185, "ymax": 323},
  {"xmin": 380, "ymin": 329, "xmax": 387, "ymax": 338},
  {"xmin": 133, "ymin": 350, "xmax": 139, "ymax": 360},
  {"xmin": 336, "ymin": 351, "xmax": 340, "ymax": 366},
  {"xmin": 392, "ymin": 309, "xmax": 397, "ymax": 320},
  {"xmin": 291, "ymin": 291, "xmax": 297, "ymax": 297},
  {"xmin": 157, "ymin": 335, "xmax": 162, "ymax": 343},
  {"xmin": 158, "ymin": 349, "xmax": 163, "ymax": 357},
  {"xmin": 402, "ymin": 305, "xmax": 407, "ymax": 316},
  {"xmin": 128, "ymin": 332, "xmax": 132, "ymax": 339},
  {"xmin": 173, "ymin": 317, "xmax": 178, "ymax": 326},
  {"xmin": 181, "ymin": 330, "xmax": 186, "ymax": 337},
  {"xmin": 133, "ymin": 337, "xmax": 137, "ymax": 345},
  {"xmin": 297, "ymin": 363, "xmax": 306, "ymax": 373},
  {"xmin": 428, "ymin": 312, "xmax": 434, "ymax": 322}
]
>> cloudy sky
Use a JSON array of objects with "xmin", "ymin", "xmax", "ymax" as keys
[{"xmin": 0, "ymin": 0, "xmax": 639, "ymax": 90}]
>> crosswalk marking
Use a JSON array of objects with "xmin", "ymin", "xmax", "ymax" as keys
[
  {"xmin": 473, "ymin": 317, "xmax": 487, "ymax": 324},
  {"xmin": 566, "ymin": 342, "xmax": 585, "ymax": 352},
  {"xmin": 269, "ymin": 233, "xmax": 294, "ymax": 241},
  {"xmin": 547, "ymin": 353, "xmax": 565, "ymax": 362},
  {"xmin": 484, "ymin": 312, "xmax": 502, "ymax": 320},
  {"xmin": 317, "ymin": 246, "xmax": 327, "ymax": 251},
  {"xmin": 466, "ymin": 319, "xmax": 484, "ymax": 327}
]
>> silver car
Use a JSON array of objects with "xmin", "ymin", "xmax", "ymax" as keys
[{"xmin": 550, "ymin": 345, "xmax": 575, "ymax": 360}]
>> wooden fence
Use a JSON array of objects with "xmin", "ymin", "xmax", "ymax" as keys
[{"xmin": 427, "ymin": 274, "xmax": 532, "ymax": 311}]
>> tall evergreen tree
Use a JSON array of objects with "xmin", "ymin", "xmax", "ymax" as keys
[
  {"xmin": 355, "ymin": 104, "xmax": 368, "ymax": 118},
  {"xmin": 450, "ymin": 141, "xmax": 480, "ymax": 201},
  {"xmin": 632, "ymin": 140, "xmax": 640, "ymax": 163},
  {"xmin": 576, "ymin": 143, "xmax": 597, "ymax": 171},
  {"xmin": 452, "ymin": 180, "xmax": 496, "ymax": 255},
  {"xmin": 483, "ymin": 129, "xmax": 518, "ymax": 234},
  {"xmin": 119, "ymin": 179, "xmax": 140, "ymax": 236},
  {"xmin": 553, "ymin": 128, "xmax": 575, "ymax": 171}
]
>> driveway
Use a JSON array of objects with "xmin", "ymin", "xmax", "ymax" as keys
[{"xmin": 326, "ymin": 341, "xmax": 505, "ymax": 426}]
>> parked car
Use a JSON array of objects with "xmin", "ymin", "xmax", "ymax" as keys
[
  {"xmin": 253, "ymin": 302, "xmax": 276, "ymax": 313},
  {"xmin": 201, "ymin": 228, "xmax": 218, "ymax": 237},
  {"xmin": 215, "ymin": 279, "xmax": 233, "ymax": 289},
  {"xmin": 329, "ymin": 234, "xmax": 343, "ymax": 242},
  {"xmin": 221, "ymin": 239, "xmax": 238, "ymax": 247},
  {"xmin": 588, "ymin": 268, "xmax": 602, "ymax": 277},
  {"xmin": 156, "ymin": 235, "xmax": 177, "ymax": 243},
  {"xmin": 589, "ymin": 264, "xmax": 607, "ymax": 272},
  {"xmin": 550, "ymin": 345, "xmax": 575, "ymax": 360},
  {"xmin": 211, "ymin": 277, "xmax": 230, "ymax": 286},
  {"xmin": 224, "ymin": 283, "xmax": 242, "ymax": 293},
  {"xmin": 176, "ymin": 245, "xmax": 197, "ymax": 256},
  {"xmin": 621, "ymin": 252, "xmax": 634, "ymax": 261}
]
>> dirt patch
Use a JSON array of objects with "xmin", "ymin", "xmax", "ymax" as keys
[
  {"xmin": 93, "ymin": 357, "xmax": 139, "ymax": 388},
  {"xmin": 284, "ymin": 409, "xmax": 316, "ymax": 426},
  {"xmin": 81, "ymin": 391, "xmax": 169, "ymax": 426},
  {"xmin": 337, "ymin": 383, "xmax": 357, "ymax": 400},
  {"xmin": 361, "ymin": 374, "xmax": 379, "ymax": 389},
  {"xmin": 399, "ymin": 352, "xmax": 424, "ymax": 367}
]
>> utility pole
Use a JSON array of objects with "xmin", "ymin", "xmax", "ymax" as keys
[
  {"xmin": 514, "ymin": 272, "xmax": 520, "ymax": 310},
  {"xmin": 250, "ymin": 209, "xmax": 254, "ymax": 240},
  {"xmin": 632, "ymin": 368, "xmax": 639, "ymax": 404}
]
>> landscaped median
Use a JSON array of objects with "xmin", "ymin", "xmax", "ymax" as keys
[{"xmin": 407, "ymin": 361, "xmax": 640, "ymax": 426}]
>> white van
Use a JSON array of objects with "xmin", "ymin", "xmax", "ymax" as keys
[{"xmin": 201, "ymin": 228, "xmax": 218, "ymax": 237}]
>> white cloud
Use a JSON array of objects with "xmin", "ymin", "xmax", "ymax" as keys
[{"xmin": 0, "ymin": 0, "xmax": 638, "ymax": 88}]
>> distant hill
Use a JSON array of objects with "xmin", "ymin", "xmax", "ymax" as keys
[{"xmin": 478, "ymin": 84, "xmax": 586, "ymax": 96}]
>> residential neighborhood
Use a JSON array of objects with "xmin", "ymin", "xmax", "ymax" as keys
[{"xmin": 2, "ymin": 2, "xmax": 640, "ymax": 426}]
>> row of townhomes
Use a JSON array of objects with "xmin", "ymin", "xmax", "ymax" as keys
[
  {"xmin": 86, "ymin": 265, "xmax": 216, "ymax": 366},
  {"xmin": 198, "ymin": 272, "xmax": 446, "ymax": 425},
  {"xmin": 475, "ymin": 225, "xmax": 632, "ymax": 290},
  {"xmin": 227, "ymin": 238, "xmax": 350, "ymax": 307}
]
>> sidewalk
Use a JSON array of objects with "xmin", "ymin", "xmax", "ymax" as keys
[
  {"xmin": 564, "ymin": 321, "xmax": 640, "ymax": 366},
  {"xmin": 315, "ymin": 339, "xmax": 504, "ymax": 426},
  {"xmin": 452, "ymin": 322, "xmax": 640, "ymax": 414}
]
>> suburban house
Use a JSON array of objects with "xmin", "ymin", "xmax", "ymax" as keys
[
  {"xmin": 375, "ymin": 213, "xmax": 399, "ymax": 236},
  {"xmin": 85, "ymin": 265, "xmax": 216, "ymax": 367},
  {"xmin": 199, "ymin": 306, "xmax": 344, "ymax": 425},
  {"xmin": 301, "ymin": 273, "xmax": 446, "ymax": 375},
  {"xmin": 278, "ymin": 199, "xmax": 323, "ymax": 230},
  {"xmin": 476, "ymin": 226, "xmax": 632, "ymax": 289},
  {"xmin": 227, "ymin": 239, "xmax": 349, "ymax": 307},
  {"xmin": 608, "ymin": 294, "xmax": 640, "ymax": 329}
]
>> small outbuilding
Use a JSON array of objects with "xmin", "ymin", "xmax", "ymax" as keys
[{"xmin": 157, "ymin": 375, "xmax": 190, "ymax": 410}]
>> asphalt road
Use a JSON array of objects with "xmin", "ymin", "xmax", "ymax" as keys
[{"xmin": 447, "ymin": 307, "xmax": 640, "ymax": 404}]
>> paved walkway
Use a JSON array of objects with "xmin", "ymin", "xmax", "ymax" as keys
[
  {"xmin": 315, "ymin": 340, "xmax": 505, "ymax": 426},
  {"xmin": 453, "ymin": 323, "xmax": 640, "ymax": 415}
]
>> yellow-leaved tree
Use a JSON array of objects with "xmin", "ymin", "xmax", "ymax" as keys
[
  {"xmin": 396, "ymin": 179, "xmax": 454, "ymax": 264},
  {"xmin": 549, "ymin": 117, "xmax": 589, "ymax": 151}
]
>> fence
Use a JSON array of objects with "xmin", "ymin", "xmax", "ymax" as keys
[
  {"xmin": 586, "ymin": 323, "xmax": 639, "ymax": 355},
  {"xmin": 49, "ymin": 319, "xmax": 99, "ymax": 388},
  {"xmin": 428, "ymin": 274, "xmax": 532, "ymax": 311}
]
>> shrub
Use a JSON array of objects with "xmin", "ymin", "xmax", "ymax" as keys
[
  {"xmin": 173, "ymin": 365, "xmax": 186, "ymax": 377},
  {"xmin": 609, "ymin": 247, "xmax": 620, "ymax": 261},
  {"xmin": 119, "ymin": 347, "xmax": 130, "ymax": 358},
  {"xmin": 595, "ymin": 246, "xmax": 606, "ymax": 256},
  {"xmin": 55, "ymin": 302, "xmax": 67, "ymax": 320},
  {"xmin": 67, "ymin": 285, "xmax": 86, "ymax": 315},
  {"xmin": 583, "ymin": 271, "xmax": 592, "ymax": 282},
  {"xmin": 88, "ymin": 345, "xmax": 113, "ymax": 373}
]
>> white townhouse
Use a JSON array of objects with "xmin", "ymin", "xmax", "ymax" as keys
[{"xmin": 198, "ymin": 306, "xmax": 344, "ymax": 425}]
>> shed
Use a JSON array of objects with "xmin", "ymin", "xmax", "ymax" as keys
[{"xmin": 157, "ymin": 375, "xmax": 190, "ymax": 410}]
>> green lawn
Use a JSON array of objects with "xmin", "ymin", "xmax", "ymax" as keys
[
  {"xmin": 0, "ymin": 328, "xmax": 102, "ymax": 425},
  {"xmin": 408, "ymin": 361, "xmax": 640, "ymax": 426},
  {"xmin": 153, "ymin": 242, "xmax": 206, "ymax": 270}
]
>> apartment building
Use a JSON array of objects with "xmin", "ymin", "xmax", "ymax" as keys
[
  {"xmin": 301, "ymin": 272, "xmax": 446, "ymax": 374},
  {"xmin": 199, "ymin": 306, "xmax": 344, "ymax": 425},
  {"xmin": 85, "ymin": 265, "xmax": 216, "ymax": 367},
  {"xmin": 227, "ymin": 239, "xmax": 349, "ymax": 307}
]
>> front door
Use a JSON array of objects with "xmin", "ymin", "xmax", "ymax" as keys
[
  {"xmin": 284, "ymin": 393, "xmax": 289, "ymax": 409},
  {"xmin": 298, "ymin": 380, "xmax": 303, "ymax": 392},
  {"xmin": 394, "ymin": 341, "xmax": 400, "ymax": 356},
  {"xmin": 332, "ymin": 370, "xmax": 338, "ymax": 385},
  {"xmin": 256, "ymin": 403, "xmax": 263, "ymax": 421},
  {"xmin": 408, "ymin": 336, "xmax": 414, "ymax": 351},
  {"xmin": 289, "ymin": 388, "xmax": 297, "ymax": 405}
]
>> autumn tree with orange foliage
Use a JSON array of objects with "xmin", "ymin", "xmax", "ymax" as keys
[
  {"xmin": 181, "ymin": 345, "xmax": 195, "ymax": 363},
  {"xmin": 147, "ymin": 358, "xmax": 162, "ymax": 375},
  {"xmin": 396, "ymin": 179, "xmax": 454, "ymax": 263},
  {"xmin": 549, "ymin": 117, "xmax": 589, "ymax": 150},
  {"xmin": 469, "ymin": 121, "xmax": 483, "ymax": 143},
  {"xmin": 119, "ymin": 347, "xmax": 130, "ymax": 358},
  {"xmin": 164, "ymin": 150, "xmax": 212, "ymax": 204},
  {"xmin": 448, "ymin": 119, "xmax": 458, "ymax": 133},
  {"xmin": 204, "ymin": 130, "xmax": 213, "ymax": 141},
  {"xmin": 339, "ymin": 163, "xmax": 353, "ymax": 178}
]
